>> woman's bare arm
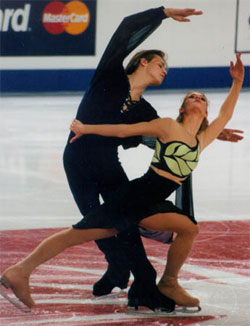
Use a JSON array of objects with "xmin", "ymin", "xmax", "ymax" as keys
[
  {"xmin": 70, "ymin": 118, "xmax": 171, "ymax": 143},
  {"xmin": 199, "ymin": 53, "xmax": 244, "ymax": 150}
]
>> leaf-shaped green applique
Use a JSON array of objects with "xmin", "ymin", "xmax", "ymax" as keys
[
  {"xmin": 165, "ymin": 143, "xmax": 180, "ymax": 156},
  {"xmin": 181, "ymin": 150, "xmax": 198, "ymax": 161},
  {"xmin": 196, "ymin": 145, "xmax": 200, "ymax": 157},
  {"xmin": 174, "ymin": 145, "xmax": 190, "ymax": 157},
  {"xmin": 187, "ymin": 161, "xmax": 198, "ymax": 170},
  {"xmin": 164, "ymin": 156, "xmax": 182, "ymax": 176},
  {"xmin": 152, "ymin": 140, "xmax": 161, "ymax": 163},
  {"xmin": 152, "ymin": 155, "xmax": 159, "ymax": 163},
  {"xmin": 175, "ymin": 157, "xmax": 191, "ymax": 176}
]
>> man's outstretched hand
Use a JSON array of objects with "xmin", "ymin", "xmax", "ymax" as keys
[
  {"xmin": 217, "ymin": 128, "xmax": 244, "ymax": 142},
  {"xmin": 164, "ymin": 8, "xmax": 203, "ymax": 22}
]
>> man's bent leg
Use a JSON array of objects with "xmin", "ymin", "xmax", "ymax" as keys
[{"xmin": 93, "ymin": 236, "xmax": 130, "ymax": 295}]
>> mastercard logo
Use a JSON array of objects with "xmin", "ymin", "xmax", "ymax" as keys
[{"xmin": 42, "ymin": 1, "xmax": 90, "ymax": 35}]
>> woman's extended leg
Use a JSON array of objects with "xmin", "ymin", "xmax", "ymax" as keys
[
  {"xmin": 139, "ymin": 212, "xmax": 200, "ymax": 307},
  {"xmin": 1, "ymin": 227, "xmax": 117, "ymax": 308}
]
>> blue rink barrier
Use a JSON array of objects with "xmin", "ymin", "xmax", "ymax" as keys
[{"xmin": 0, "ymin": 66, "xmax": 249, "ymax": 93}]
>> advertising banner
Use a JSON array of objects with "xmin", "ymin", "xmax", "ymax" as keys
[
  {"xmin": 0, "ymin": 0, "xmax": 96, "ymax": 56},
  {"xmin": 235, "ymin": 0, "xmax": 250, "ymax": 53}
]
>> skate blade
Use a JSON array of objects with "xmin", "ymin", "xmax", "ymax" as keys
[
  {"xmin": 175, "ymin": 305, "xmax": 202, "ymax": 314},
  {"xmin": 126, "ymin": 305, "xmax": 202, "ymax": 316},
  {"xmin": 0, "ymin": 278, "xmax": 31, "ymax": 313},
  {"xmin": 91, "ymin": 289, "xmax": 126, "ymax": 300},
  {"xmin": 127, "ymin": 306, "xmax": 175, "ymax": 316}
]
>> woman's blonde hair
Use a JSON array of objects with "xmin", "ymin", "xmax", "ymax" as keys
[{"xmin": 176, "ymin": 91, "xmax": 209, "ymax": 134}]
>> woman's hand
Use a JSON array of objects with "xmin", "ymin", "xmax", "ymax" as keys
[
  {"xmin": 70, "ymin": 119, "xmax": 85, "ymax": 143},
  {"xmin": 230, "ymin": 52, "xmax": 244, "ymax": 83},
  {"xmin": 163, "ymin": 8, "xmax": 203, "ymax": 22}
]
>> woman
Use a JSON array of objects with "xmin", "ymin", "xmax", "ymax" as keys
[{"xmin": 1, "ymin": 53, "xmax": 244, "ymax": 311}]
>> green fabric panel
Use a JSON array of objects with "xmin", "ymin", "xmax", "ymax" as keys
[
  {"xmin": 175, "ymin": 157, "xmax": 191, "ymax": 176},
  {"xmin": 174, "ymin": 144, "xmax": 190, "ymax": 157},
  {"xmin": 164, "ymin": 156, "xmax": 182, "ymax": 176},
  {"xmin": 152, "ymin": 140, "xmax": 161, "ymax": 163},
  {"xmin": 165, "ymin": 142, "xmax": 179, "ymax": 156},
  {"xmin": 187, "ymin": 161, "xmax": 198, "ymax": 170},
  {"xmin": 181, "ymin": 150, "xmax": 197, "ymax": 161},
  {"xmin": 152, "ymin": 155, "xmax": 159, "ymax": 163}
]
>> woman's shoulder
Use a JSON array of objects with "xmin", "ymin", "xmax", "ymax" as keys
[
  {"xmin": 160, "ymin": 117, "xmax": 177, "ymax": 128},
  {"xmin": 153, "ymin": 117, "xmax": 173, "ymax": 126}
]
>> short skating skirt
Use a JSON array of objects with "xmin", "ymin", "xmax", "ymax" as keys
[{"xmin": 73, "ymin": 168, "xmax": 197, "ymax": 232}]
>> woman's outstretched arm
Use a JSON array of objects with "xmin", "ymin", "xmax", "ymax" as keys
[
  {"xmin": 199, "ymin": 53, "xmax": 245, "ymax": 150},
  {"xmin": 70, "ymin": 118, "xmax": 171, "ymax": 143}
]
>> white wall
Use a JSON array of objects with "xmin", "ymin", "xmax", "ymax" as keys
[{"xmin": 1, "ymin": 0, "xmax": 249, "ymax": 70}]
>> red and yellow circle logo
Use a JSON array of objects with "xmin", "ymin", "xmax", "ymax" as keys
[{"xmin": 42, "ymin": 1, "xmax": 90, "ymax": 35}]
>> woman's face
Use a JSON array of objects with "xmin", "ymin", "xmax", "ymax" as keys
[
  {"xmin": 182, "ymin": 92, "xmax": 208, "ymax": 118},
  {"xmin": 143, "ymin": 55, "xmax": 167, "ymax": 86}
]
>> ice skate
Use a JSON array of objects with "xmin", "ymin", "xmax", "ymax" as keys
[
  {"xmin": 92, "ymin": 268, "xmax": 129, "ymax": 297},
  {"xmin": 128, "ymin": 278, "xmax": 175, "ymax": 313},
  {"xmin": 0, "ymin": 265, "xmax": 35, "ymax": 309},
  {"xmin": 0, "ymin": 278, "xmax": 31, "ymax": 313},
  {"xmin": 158, "ymin": 276, "xmax": 200, "ymax": 308},
  {"xmin": 91, "ymin": 288, "xmax": 126, "ymax": 300}
]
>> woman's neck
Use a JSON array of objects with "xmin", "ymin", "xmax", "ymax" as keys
[{"xmin": 182, "ymin": 114, "xmax": 203, "ymax": 137}]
